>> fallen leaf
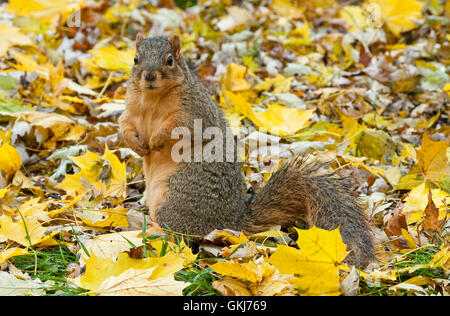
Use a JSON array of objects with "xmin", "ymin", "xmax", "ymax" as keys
[
  {"xmin": 429, "ymin": 246, "xmax": 450, "ymax": 271},
  {"xmin": 254, "ymin": 74, "xmax": 293, "ymax": 94},
  {"xmin": 384, "ymin": 203, "xmax": 409, "ymax": 248},
  {"xmin": 372, "ymin": 0, "xmax": 424, "ymax": 36},
  {"xmin": 0, "ymin": 25, "xmax": 34, "ymax": 58},
  {"xmin": 210, "ymin": 260, "xmax": 275, "ymax": 284},
  {"xmin": 253, "ymin": 104, "xmax": 314, "ymax": 136},
  {"xmin": 268, "ymin": 226, "xmax": 349, "ymax": 296},
  {"xmin": 58, "ymin": 146, "xmax": 126, "ymax": 198},
  {"xmin": 221, "ymin": 63, "xmax": 251, "ymax": 92},
  {"xmin": 401, "ymin": 228, "xmax": 417, "ymax": 249},
  {"xmin": 7, "ymin": 0, "xmax": 84, "ymax": 29},
  {"xmin": 78, "ymin": 206, "xmax": 128, "ymax": 228},
  {"xmin": 0, "ymin": 271, "xmax": 46, "ymax": 296},
  {"xmin": 340, "ymin": 266, "xmax": 359, "ymax": 296},
  {"xmin": 0, "ymin": 247, "xmax": 28, "ymax": 265},
  {"xmin": 203, "ymin": 229, "xmax": 249, "ymax": 245},
  {"xmin": 416, "ymin": 131, "xmax": 450, "ymax": 184},
  {"xmin": 0, "ymin": 215, "xmax": 47, "ymax": 247},
  {"xmin": 0, "ymin": 142, "xmax": 22, "ymax": 177},
  {"xmin": 83, "ymin": 45, "xmax": 135, "ymax": 73},
  {"xmin": 212, "ymin": 278, "xmax": 252, "ymax": 296},
  {"xmin": 423, "ymin": 189, "xmax": 446, "ymax": 232},
  {"xmin": 402, "ymin": 183, "xmax": 449, "ymax": 224},
  {"xmin": 72, "ymin": 251, "xmax": 187, "ymax": 293},
  {"xmin": 271, "ymin": 0, "xmax": 304, "ymax": 19},
  {"xmin": 96, "ymin": 267, "xmax": 186, "ymax": 296},
  {"xmin": 210, "ymin": 260, "xmax": 294, "ymax": 296},
  {"xmin": 340, "ymin": 6, "xmax": 369, "ymax": 32}
]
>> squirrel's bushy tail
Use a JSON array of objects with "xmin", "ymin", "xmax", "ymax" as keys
[{"xmin": 243, "ymin": 156, "xmax": 375, "ymax": 267}]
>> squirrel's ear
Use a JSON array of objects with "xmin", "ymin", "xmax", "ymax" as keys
[
  {"xmin": 136, "ymin": 32, "xmax": 144, "ymax": 49},
  {"xmin": 168, "ymin": 34, "xmax": 181, "ymax": 59}
]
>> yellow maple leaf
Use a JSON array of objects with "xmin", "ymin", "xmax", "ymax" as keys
[
  {"xmin": 295, "ymin": 227, "xmax": 350, "ymax": 263},
  {"xmin": 221, "ymin": 63, "xmax": 251, "ymax": 92},
  {"xmin": 79, "ymin": 230, "xmax": 196, "ymax": 266},
  {"xmin": 95, "ymin": 267, "xmax": 186, "ymax": 296},
  {"xmin": 83, "ymin": 45, "xmax": 135, "ymax": 73},
  {"xmin": 210, "ymin": 260, "xmax": 276, "ymax": 284},
  {"xmin": 416, "ymin": 131, "xmax": 450, "ymax": 184},
  {"xmin": 71, "ymin": 150, "xmax": 103, "ymax": 170},
  {"xmin": 340, "ymin": 6, "xmax": 369, "ymax": 32},
  {"xmin": 372, "ymin": 0, "xmax": 424, "ymax": 36},
  {"xmin": 399, "ymin": 143, "xmax": 417, "ymax": 163},
  {"xmin": 213, "ymin": 230, "xmax": 249, "ymax": 245},
  {"xmin": 58, "ymin": 147, "xmax": 126, "ymax": 198},
  {"xmin": 103, "ymin": 146, "xmax": 127, "ymax": 199},
  {"xmin": 249, "ymin": 229, "xmax": 289, "ymax": 240},
  {"xmin": 224, "ymin": 90, "xmax": 256, "ymax": 122},
  {"xmin": 103, "ymin": 0, "xmax": 140, "ymax": 23},
  {"xmin": 78, "ymin": 206, "xmax": 128, "ymax": 228},
  {"xmin": 271, "ymin": 0, "xmax": 304, "ymax": 19},
  {"xmin": 7, "ymin": 0, "xmax": 84, "ymax": 28},
  {"xmin": 59, "ymin": 173, "xmax": 104, "ymax": 198},
  {"xmin": 10, "ymin": 110, "xmax": 75, "ymax": 147},
  {"xmin": 268, "ymin": 226, "xmax": 350, "ymax": 296},
  {"xmin": 0, "ymin": 25, "xmax": 34, "ymax": 58},
  {"xmin": 0, "ymin": 215, "xmax": 47, "ymax": 247},
  {"xmin": 401, "ymin": 228, "xmax": 417, "ymax": 249},
  {"xmin": 10, "ymin": 51, "xmax": 50, "ymax": 74},
  {"xmin": 384, "ymin": 166, "xmax": 401, "ymax": 187},
  {"xmin": 0, "ymin": 187, "xmax": 8, "ymax": 199},
  {"xmin": 77, "ymin": 230, "xmax": 143, "ymax": 262},
  {"xmin": 0, "ymin": 247, "xmax": 28, "ymax": 265},
  {"xmin": 0, "ymin": 142, "xmax": 22, "ymax": 177},
  {"xmin": 429, "ymin": 246, "xmax": 450, "ymax": 271},
  {"xmin": 18, "ymin": 198, "xmax": 51, "ymax": 222},
  {"xmin": 224, "ymin": 91, "xmax": 314, "ymax": 136},
  {"xmin": 253, "ymin": 105, "xmax": 314, "ymax": 137},
  {"xmin": 71, "ymin": 251, "xmax": 186, "ymax": 293},
  {"xmin": 444, "ymin": 83, "xmax": 450, "ymax": 96},
  {"xmin": 254, "ymin": 74, "xmax": 293, "ymax": 94},
  {"xmin": 209, "ymin": 259, "xmax": 295, "ymax": 295},
  {"xmin": 402, "ymin": 183, "xmax": 449, "ymax": 224},
  {"xmin": 212, "ymin": 278, "xmax": 253, "ymax": 296},
  {"xmin": 339, "ymin": 112, "xmax": 367, "ymax": 145},
  {"xmin": 291, "ymin": 20, "xmax": 310, "ymax": 43}
]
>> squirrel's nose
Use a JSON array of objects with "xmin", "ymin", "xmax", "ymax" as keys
[{"xmin": 143, "ymin": 71, "xmax": 157, "ymax": 82}]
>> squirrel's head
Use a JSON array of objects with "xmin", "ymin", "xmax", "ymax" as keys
[{"xmin": 130, "ymin": 33, "xmax": 184, "ymax": 93}]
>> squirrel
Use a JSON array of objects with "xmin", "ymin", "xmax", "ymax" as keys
[{"xmin": 119, "ymin": 33, "xmax": 376, "ymax": 267}]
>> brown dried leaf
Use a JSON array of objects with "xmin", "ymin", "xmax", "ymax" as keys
[
  {"xmin": 212, "ymin": 278, "xmax": 252, "ymax": 296},
  {"xmin": 384, "ymin": 203, "xmax": 409, "ymax": 248},
  {"xmin": 423, "ymin": 189, "xmax": 446, "ymax": 232}
]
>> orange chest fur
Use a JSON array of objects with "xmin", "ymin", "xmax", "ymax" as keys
[
  {"xmin": 126, "ymin": 89, "xmax": 182, "ymax": 219},
  {"xmin": 132, "ymin": 94, "xmax": 180, "ymax": 142}
]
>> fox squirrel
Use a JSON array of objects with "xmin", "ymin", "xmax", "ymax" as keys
[{"xmin": 119, "ymin": 34, "xmax": 375, "ymax": 267}]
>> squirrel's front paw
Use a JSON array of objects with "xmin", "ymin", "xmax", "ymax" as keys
[
  {"xmin": 149, "ymin": 131, "xmax": 168, "ymax": 151},
  {"xmin": 123, "ymin": 131, "xmax": 151, "ymax": 156}
]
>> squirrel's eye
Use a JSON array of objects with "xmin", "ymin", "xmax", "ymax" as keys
[
  {"xmin": 134, "ymin": 55, "xmax": 139, "ymax": 65},
  {"xmin": 167, "ymin": 55, "xmax": 173, "ymax": 66}
]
